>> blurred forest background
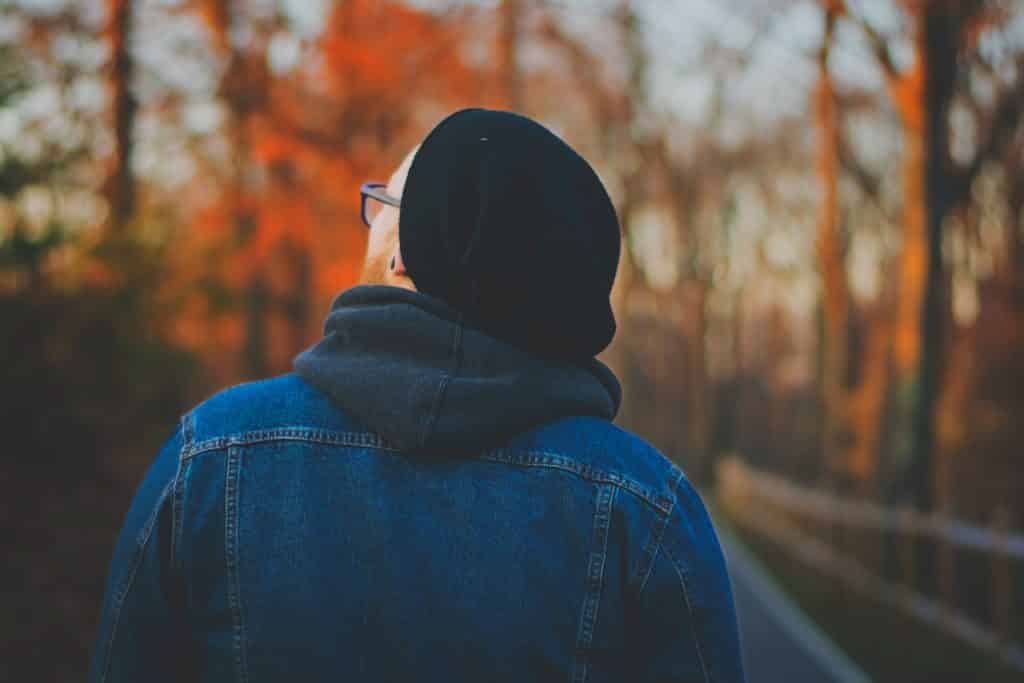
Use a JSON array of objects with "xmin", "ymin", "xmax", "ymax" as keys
[{"xmin": 1, "ymin": 0, "xmax": 1022, "ymax": 679}]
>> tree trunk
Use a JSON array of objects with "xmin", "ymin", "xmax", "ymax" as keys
[
  {"xmin": 847, "ymin": 308, "xmax": 891, "ymax": 499},
  {"xmin": 105, "ymin": 0, "xmax": 137, "ymax": 234},
  {"xmin": 286, "ymin": 238, "xmax": 313, "ymax": 362},
  {"xmin": 229, "ymin": 87, "xmax": 268, "ymax": 378},
  {"xmin": 207, "ymin": 0, "xmax": 272, "ymax": 380},
  {"xmin": 815, "ymin": 3, "xmax": 850, "ymax": 487},
  {"xmin": 1007, "ymin": 151, "xmax": 1024, "ymax": 307},
  {"xmin": 497, "ymin": 0, "xmax": 523, "ymax": 110},
  {"xmin": 888, "ymin": 9, "xmax": 957, "ymax": 509},
  {"xmin": 689, "ymin": 281, "xmax": 712, "ymax": 481},
  {"xmin": 243, "ymin": 271, "xmax": 270, "ymax": 379}
]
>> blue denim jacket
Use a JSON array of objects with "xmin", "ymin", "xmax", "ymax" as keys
[{"xmin": 91, "ymin": 286, "xmax": 744, "ymax": 682}]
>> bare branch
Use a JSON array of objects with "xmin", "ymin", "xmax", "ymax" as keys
[
  {"xmin": 536, "ymin": 14, "xmax": 625, "ymax": 135},
  {"xmin": 842, "ymin": 5, "xmax": 899, "ymax": 82},
  {"xmin": 952, "ymin": 56, "xmax": 1024, "ymax": 204},
  {"xmin": 838, "ymin": 132, "xmax": 882, "ymax": 203}
]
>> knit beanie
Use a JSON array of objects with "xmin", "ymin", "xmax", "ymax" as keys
[{"xmin": 399, "ymin": 108, "xmax": 620, "ymax": 360}]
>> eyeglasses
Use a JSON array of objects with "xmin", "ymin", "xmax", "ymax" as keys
[{"xmin": 360, "ymin": 182, "xmax": 401, "ymax": 228}]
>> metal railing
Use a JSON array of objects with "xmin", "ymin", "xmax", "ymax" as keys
[{"xmin": 717, "ymin": 456, "xmax": 1024, "ymax": 673}]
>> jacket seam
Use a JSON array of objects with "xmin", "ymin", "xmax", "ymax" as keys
[
  {"xmin": 571, "ymin": 483, "xmax": 617, "ymax": 683},
  {"xmin": 183, "ymin": 428, "xmax": 397, "ymax": 460},
  {"xmin": 634, "ymin": 494, "xmax": 675, "ymax": 596},
  {"xmin": 481, "ymin": 450, "xmax": 672, "ymax": 515},
  {"xmin": 97, "ymin": 478, "xmax": 174, "ymax": 683},
  {"xmin": 170, "ymin": 458, "xmax": 188, "ymax": 574},
  {"xmin": 663, "ymin": 542, "xmax": 712, "ymax": 683},
  {"xmin": 182, "ymin": 409, "xmax": 195, "ymax": 449},
  {"xmin": 225, "ymin": 447, "xmax": 250, "ymax": 683},
  {"xmin": 170, "ymin": 414, "xmax": 193, "ymax": 572},
  {"xmin": 180, "ymin": 427, "xmax": 673, "ymax": 515}
]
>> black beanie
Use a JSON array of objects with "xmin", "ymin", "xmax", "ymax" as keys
[{"xmin": 399, "ymin": 108, "xmax": 621, "ymax": 360}]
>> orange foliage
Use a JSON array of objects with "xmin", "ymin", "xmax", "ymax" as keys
[
  {"xmin": 188, "ymin": 0, "xmax": 231, "ymax": 53},
  {"xmin": 321, "ymin": 0, "xmax": 469, "ymax": 97},
  {"xmin": 169, "ymin": 0, "xmax": 482, "ymax": 374}
]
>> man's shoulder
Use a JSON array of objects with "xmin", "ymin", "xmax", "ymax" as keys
[
  {"xmin": 182, "ymin": 372, "xmax": 368, "ymax": 452},
  {"xmin": 498, "ymin": 415, "xmax": 689, "ymax": 515},
  {"xmin": 177, "ymin": 376, "xmax": 692, "ymax": 513}
]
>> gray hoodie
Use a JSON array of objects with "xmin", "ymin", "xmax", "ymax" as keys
[{"xmin": 293, "ymin": 285, "xmax": 621, "ymax": 454}]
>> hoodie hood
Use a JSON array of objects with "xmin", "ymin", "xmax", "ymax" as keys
[{"xmin": 293, "ymin": 285, "xmax": 621, "ymax": 454}]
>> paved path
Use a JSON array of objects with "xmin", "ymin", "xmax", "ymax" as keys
[{"xmin": 714, "ymin": 520, "xmax": 872, "ymax": 683}]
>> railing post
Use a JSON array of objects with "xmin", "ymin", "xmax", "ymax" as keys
[
  {"xmin": 899, "ymin": 505, "xmax": 916, "ymax": 603},
  {"xmin": 992, "ymin": 506, "xmax": 1012, "ymax": 659},
  {"xmin": 937, "ymin": 504, "xmax": 955, "ymax": 623}
]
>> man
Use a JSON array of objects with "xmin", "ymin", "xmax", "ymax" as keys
[{"xmin": 91, "ymin": 109, "xmax": 745, "ymax": 682}]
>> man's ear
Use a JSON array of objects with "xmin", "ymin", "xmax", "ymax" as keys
[{"xmin": 392, "ymin": 245, "xmax": 408, "ymax": 276}]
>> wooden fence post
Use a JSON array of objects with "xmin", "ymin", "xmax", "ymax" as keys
[
  {"xmin": 937, "ymin": 505, "xmax": 956, "ymax": 623},
  {"xmin": 992, "ymin": 506, "xmax": 1012, "ymax": 658},
  {"xmin": 900, "ymin": 505, "xmax": 916, "ymax": 600}
]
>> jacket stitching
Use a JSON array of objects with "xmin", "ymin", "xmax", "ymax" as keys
[
  {"xmin": 184, "ymin": 429, "xmax": 395, "ymax": 459},
  {"xmin": 97, "ymin": 478, "xmax": 174, "ymax": 683},
  {"xmin": 632, "ymin": 469, "xmax": 684, "ymax": 594},
  {"xmin": 182, "ymin": 427, "xmax": 672, "ymax": 515},
  {"xmin": 182, "ymin": 409, "xmax": 195, "ymax": 449},
  {"xmin": 224, "ymin": 447, "xmax": 250, "ymax": 683},
  {"xmin": 481, "ymin": 450, "xmax": 672, "ymax": 515},
  {"xmin": 634, "ymin": 493, "xmax": 675, "ymax": 596},
  {"xmin": 663, "ymin": 542, "xmax": 712, "ymax": 683},
  {"xmin": 170, "ymin": 416, "xmax": 192, "ymax": 572},
  {"xmin": 571, "ymin": 483, "xmax": 617, "ymax": 683},
  {"xmin": 170, "ymin": 459, "xmax": 188, "ymax": 575}
]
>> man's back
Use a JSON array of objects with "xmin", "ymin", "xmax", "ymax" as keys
[
  {"xmin": 92, "ymin": 109, "xmax": 745, "ymax": 682},
  {"xmin": 91, "ymin": 370, "xmax": 743, "ymax": 683}
]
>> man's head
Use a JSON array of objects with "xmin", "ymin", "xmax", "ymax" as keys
[{"xmin": 360, "ymin": 108, "xmax": 621, "ymax": 361}]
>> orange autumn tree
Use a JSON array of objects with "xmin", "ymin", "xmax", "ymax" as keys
[
  {"xmin": 847, "ymin": 0, "xmax": 1022, "ymax": 508},
  {"xmin": 175, "ymin": 0, "xmax": 479, "ymax": 385}
]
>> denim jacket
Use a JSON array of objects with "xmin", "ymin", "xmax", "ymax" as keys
[{"xmin": 91, "ymin": 286, "xmax": 744, "ymax": 683}]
